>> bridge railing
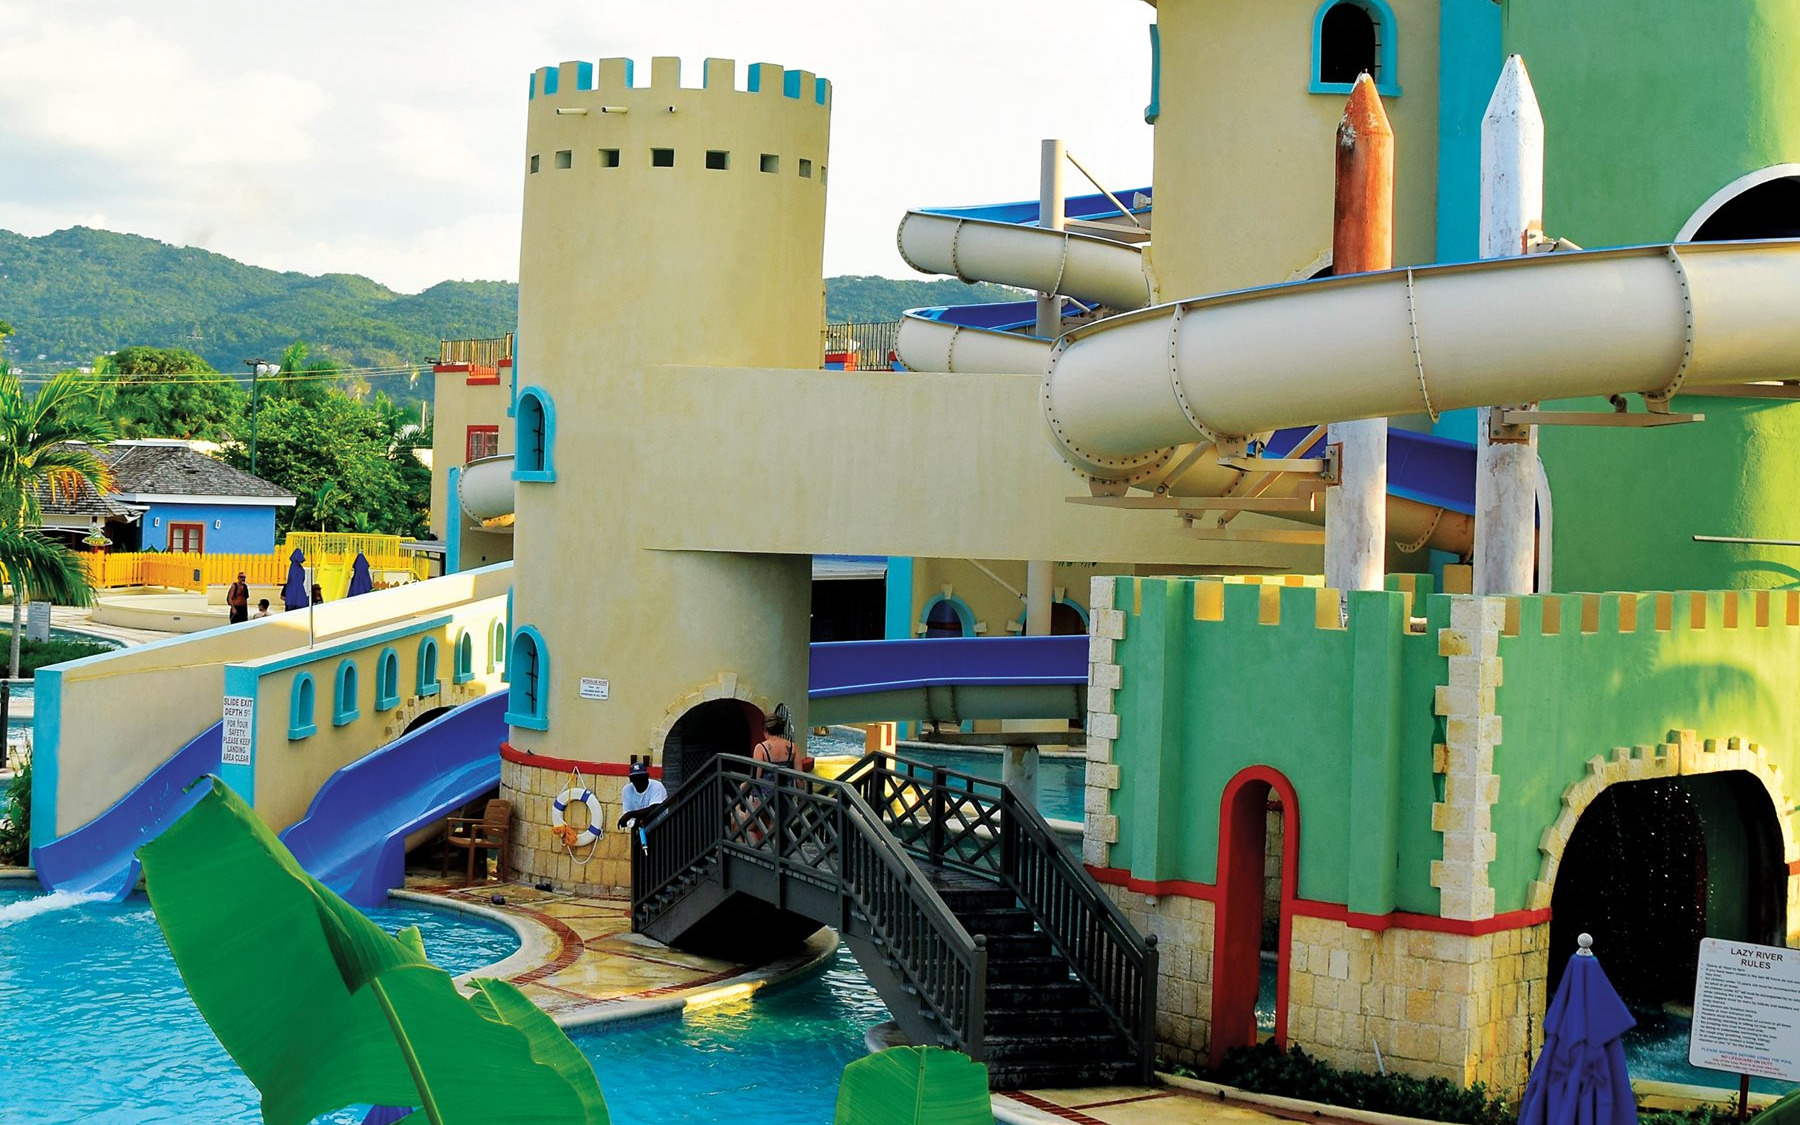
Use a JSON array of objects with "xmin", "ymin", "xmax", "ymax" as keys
[
  {"xmin": 633, "ymin": 753, "xmax": 988, "ymax": 1058},
  {"xmin": 844, "ymin": 752, "xmax": 1158, "ymax": 1082}
]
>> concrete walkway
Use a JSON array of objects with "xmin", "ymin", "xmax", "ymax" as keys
[{"xmin": 50, "ymin": 604, "xmax": 175, "ymax": 647}]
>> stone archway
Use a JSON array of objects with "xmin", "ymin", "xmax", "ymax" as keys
[
  {"xmin": 649, "ymin": 672, "xmax": 775, "ymax": 791},
  {"xmin": 1530, "ymin": 730, "xmax": 1800, "ymax": 953}
]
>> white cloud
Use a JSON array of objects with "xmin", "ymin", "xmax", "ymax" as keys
[{"xmin": 0, "ymin": 0, "xmax": 1155, "ymax": 292}]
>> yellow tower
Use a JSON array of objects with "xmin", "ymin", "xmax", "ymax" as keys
[
  {"xmin": 1146, "ymin": 0, "xmax": 1443, "ymax": 299},
  {"xmin": 506, "ymin": 56, "xmax": 831, "ymax": 893}
]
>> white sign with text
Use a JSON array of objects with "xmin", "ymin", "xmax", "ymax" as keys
[
  {"xmin": 221, "ymin": 695, "xmax": 255, "ymax": 766},
  {"xmin": 578, "ymin": 678, "xmax": 610, "ymax": 701},
  {"xmin": 1691, "ymin": 936, "xmax": 1800, "ymax": 1081}
]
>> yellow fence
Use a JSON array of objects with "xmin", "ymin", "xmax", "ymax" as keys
[{"xmin": 85, "ymin": 536, "xmax": 429, "ymax": 593}]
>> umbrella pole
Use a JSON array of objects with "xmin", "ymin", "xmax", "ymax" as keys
[
  {"xmin": 307, "ymin": 562, "xmax": 315, "ymax": 648},
  {"xmin": 1739, "ymin": 1074, "xmax": 1750, "ymax": 1120}
]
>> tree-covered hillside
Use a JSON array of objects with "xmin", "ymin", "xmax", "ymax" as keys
[{"xmin": 0, "ymin": 227, "xmax": 1027, "ymax": 380}]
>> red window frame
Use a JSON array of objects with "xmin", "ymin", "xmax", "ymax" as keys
[
  {"xmin": 466, "ymin": 425, "xmax": 500, "ymax": 463},
  {"xmin": 167, "ymin": 522, "xmax": 205, "ymax": 553}
]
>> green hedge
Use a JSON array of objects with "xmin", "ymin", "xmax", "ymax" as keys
[
  {"xmin": 0, "ymin": 635, "xmax": 113, "ymax": 677},
  {"xmin": 0, "ymin": 760, "xmax": 29, "ymax": 866}
]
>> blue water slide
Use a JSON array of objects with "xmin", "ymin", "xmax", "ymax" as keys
[
  {"xmin": 280, "ymin": 693, "xmax": 508, "ymax": 910},
  {"xmin": 31, "ymin": 722, "xmax": 223, "ymax": 900},
  {"xmin": 808, "ymin": 636, "xmax": 1089, "ymax": 725},
  {"xmin": 1266, "ymin": 425, "xmax": 1477, "ymax": 516},
  {"xmin": 918, "ymin": 186, "xmax": 1151, "ymax": 224}
]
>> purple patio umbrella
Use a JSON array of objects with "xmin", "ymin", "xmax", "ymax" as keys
[
  {"xmin": 1519, "ymin": 934, "xmax": 1638, "ymax": 1125},
  {"xmin": 346, "ymin": 551, "xmax": 374, "ymax": 597},
  {"xmin": 280, "ymin": 547, "xmax": 309, "ymax": 612}
]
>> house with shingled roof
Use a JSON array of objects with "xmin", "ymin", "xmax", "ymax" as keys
[{"xmin": 39, "ymin": 441, "xmax": 295, "ymax": 554}]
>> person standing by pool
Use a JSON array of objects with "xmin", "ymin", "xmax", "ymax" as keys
[
  {"xmin": 252, "ymin": 599, "xmax": 271, "ymax": 619},
  {"xmin": 617, "ymin": 760, "xmax": 668, "ymax": 831},
  {"xmin": 311, "ymin": 583, "xmax": 325, "ymax": 605},
  {"xmin": 226, "ymin": 572, "xmax": 250, "ymax": 624}
]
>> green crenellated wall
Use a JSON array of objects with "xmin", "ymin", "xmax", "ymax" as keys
[
  {"xmin": 1106, "ymin": 576, "xmax": 1449, "ymax": 916},
  {"xmin": 1488, "ymin": 589, "xmax": 1800, "ymax": 913},
  {"xmin": 1500, "ymin": 1, "xmax": 1800, "ymax": 593}
]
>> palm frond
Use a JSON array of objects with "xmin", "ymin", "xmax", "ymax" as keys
[{"xmin": 0, "ymin": 527, "xmax": 94, "ymax": 607}]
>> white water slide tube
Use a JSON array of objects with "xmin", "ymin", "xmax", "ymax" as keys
[
  {"xmin": 1045, "ymin": 241, "xmax": 1800, "ymax": 486},
  {"xmin": 896, "ymin": 209, "xmax": 1157, "ymax": 313},
  {"xmin": 458, "ymin": 454, "xmax": 516, "ymax": 527}
]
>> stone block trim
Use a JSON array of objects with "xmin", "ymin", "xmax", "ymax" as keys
[
  {"xmin": 645, "ymin": 670, "xmax": 774, "ymax": 760},
  {"xmin": 1086, "ymin": 576, "xmax": 1126, "ymax": 868},
  {"xmin": 501, "ymin": 756, "xmax": 635, "ymax": 896},
  {"xmin": 1528, "ymin": 728, "xmax": 1800, "ymax": 914},
  {"xmin": 1099, "ymin": 881, "xmax": 1215, "ymax": 1069},
  {"xmin": 1431, "ymin": 596, "xmax": 1505, "ymax": 921},
  {"xmin": 1285, "ymin": 914, "xmax": 1547, "ymax": 1097}
]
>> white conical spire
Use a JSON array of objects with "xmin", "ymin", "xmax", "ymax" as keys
[{"xmin": 1480, "ymin": 55, "xmax": 1546, "ymax": 260}]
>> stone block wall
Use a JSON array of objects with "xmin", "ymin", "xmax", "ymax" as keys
[
  {"xmin": 1100, "ymin": 883, "xmax": 1217, "ymax": 1068},
  {"xmin": 500, "ymin": 757, "xmax": 634, "ymax": 895},
  {"xmin": 1284, "ymin": 915, "xmax": 1548, "ymax": 1094}
]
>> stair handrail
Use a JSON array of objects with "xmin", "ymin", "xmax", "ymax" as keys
[
  {"xmin": 634, "ymin": 752, "xmax": 990, "ymax": 1058},
  {"xmin": 853, "ymin": 751, "xmax": 1159, "ymax": 1083}
]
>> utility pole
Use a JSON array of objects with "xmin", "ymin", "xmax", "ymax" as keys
[
  {"xmin": 1324, "ymin": 74, "xmax": 1393, "ymax": 596},
  {"xmin": 1475, "ymin": 56, "xmax": 1545, "ymax": 595},
  {"xmin": 243, "ymin": 358, "xmax": 276, "ymax": 475}
]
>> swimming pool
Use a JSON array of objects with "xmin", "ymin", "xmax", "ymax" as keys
[
  {"xmin": 0, "ymin": 884, "xmax": 890, "ymax": 1124},
  {"xmin": 811, "ymin": 733, "xmax": 1087, "ymax": 823}
]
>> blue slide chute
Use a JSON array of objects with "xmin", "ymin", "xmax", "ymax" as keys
[
  {"xmin": 31, "ymin": 721, "xmax": 223, "ymax": 900},
  {"xmin": 280, "ymin": 693, "xmax": 507, "ymax": 909}
]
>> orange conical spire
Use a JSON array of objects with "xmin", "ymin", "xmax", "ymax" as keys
[{"xmin": 1332, "ymin": 72, "xmax": 1394, "ymax": 275}]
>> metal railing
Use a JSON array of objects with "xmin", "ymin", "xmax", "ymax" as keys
[
  {"xmin": 634, "ymin": 753, "xmax": 989, "ymax": 1057},
  {"xmin": 84, "ymin": 541, "xmax": 430, "ymax": 591},
  {"xmin": 843, "ymin": 751, "xmax": 1158, "ymax": 1081},
  {"xmin": 822, "ymin": 321, "xmax": 902, "ymax": 371},
  {"xmin": 437, "ymin": 334, "xmax": 514, "ymax": 368}
]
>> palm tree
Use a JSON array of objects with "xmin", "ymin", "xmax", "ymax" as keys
[{"xmin": 0, "ymin": 370, "xmax": 116, "ymax": 675}]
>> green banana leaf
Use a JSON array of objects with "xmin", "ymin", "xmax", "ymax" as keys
[
  {"xmin": 833, "ymin": 1046, "xmax": 993, "ymax": 1125},
  {"xmin": 138, "ymin": 777, "xmax": 609, "ymax": 1125}
]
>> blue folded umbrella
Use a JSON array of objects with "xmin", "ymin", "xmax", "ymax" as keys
[
  {"xmin": 346, "ymin": 551, "xmax": 374, "ymax": 597},
  {"xmin": 1520, "ymin": 936, "xmax": 1638, "ymax": 1125},
  {"xmin": 280, "ymin": 547, "xmax": 310, "ymax": 611}
]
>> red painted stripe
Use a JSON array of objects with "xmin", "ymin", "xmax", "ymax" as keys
[
  {"xmin": 1085, "ymin": 866, "xmax": 1552, "ymax": 935},
  {"xmin": 1003, "ymin": 1092, "xmax": 1110, "ymax": 1123},
  {"xmin": 500, "ymin": 741, "xmax": 663, "ymax": 778}
]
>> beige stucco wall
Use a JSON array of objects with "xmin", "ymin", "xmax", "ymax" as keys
[
  {"xmin": 240, "ymin": 598, "xmax": 508, "ymax": 833},
  {"xmin": 1148, "ymin": 0, "xmax": 1442, "ymax": 300},
  {"xmin": 429, "ymin": 372, "xmax": 513, "ymax": 542},
  {"xmin": 46, "ymin": 564, "xmax": 514, "ymax": 836}
]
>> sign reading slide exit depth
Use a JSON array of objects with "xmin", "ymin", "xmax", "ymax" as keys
[
  {"xmin": 221, "ymin": 696, "xmax": 255, "ymax": 766},
  {"xmin": 1690, "ymin": 936, "xmax": 1800, "ymax": 1081},
  {"xmin": 578, "ymin": 678, "xmax": 610, "ymax": 701}
]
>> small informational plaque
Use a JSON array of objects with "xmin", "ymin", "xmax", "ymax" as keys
[
  {"xmin": 221, "ymin": 696, "xmax": 255, "ymax": 766},
  {"xmin": 578, "ymin": 678, "xmax": 610, "ymax": 701},
  {"xmin": 1690, "ymin": 936, "xmax": 1800, "ymax": 1081}
]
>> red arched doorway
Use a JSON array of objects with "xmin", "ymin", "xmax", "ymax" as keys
[{"xmin": 1209, "ymin": 766, "xmax": 1300, "ymax": 1066}]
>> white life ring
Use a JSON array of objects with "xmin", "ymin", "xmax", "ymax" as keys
[{"xmin": 551, "ymin": 786, "xmax": 603, "ymax": 847}]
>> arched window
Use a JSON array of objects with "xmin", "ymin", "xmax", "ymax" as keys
[
  {"xmin": 375, "ymin": 646, "xmax": 400, "ymax": 711},
  {"xmin": 1310, "ymin": 0, "xmax": 1400, "ymax": 97},
  {"xmin": 453, "ymin": 630, "xmax": 475, "ymax": 684},
  {"xmin": 513, "ymin": 386, "xmax": 556, "ymax": 482},
  {"xmin": 505, "ymin": 626, "xmax": 549, "ymax": 731},
  {"xmin": 333, "ymin": 660, "xmax": 360, "ymax": 726},
  {"xmin": 1013, "ymin": 597, "xmax": 1092, "ymax": 636},
  {"xmin": 417, "ymin": 636, "xmax": 441, "ymax": 697},
  {"xmin": 487, "ymin": 618, "xmax": 506, "ymax": 673},
  {"xmin": 920, "ymin": 594, "xmax": 975, "ymax": 639},
  {"xmin": 289, "ymin": 673, "xmax": 317, "ymax": 740}
]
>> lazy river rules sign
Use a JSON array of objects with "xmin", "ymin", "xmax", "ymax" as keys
[{"xmin": 1691, "ymin": 937, "xmax": 1800, "ymax": 1081}]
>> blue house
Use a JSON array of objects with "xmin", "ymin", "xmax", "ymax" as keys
[{"xmin": 99, "ymin": 441, "xmax": 295, "ymax": 554}]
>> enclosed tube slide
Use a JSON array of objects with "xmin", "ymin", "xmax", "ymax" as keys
[
  {"xmin": 458, "ymin": 453, "xmax": 516, "ymax": 526},
  {"xmin": 1045, "ymin": 241, "xmax": 1800, "ymax": 484},
  {"xmin": 895, "ymin": 188, "xmax": 1156, "ymax": 315}
]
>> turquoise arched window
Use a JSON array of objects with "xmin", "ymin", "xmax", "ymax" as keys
[
  {"xmin": 333, "ymin": 660, "xmax": 360, "ymax": 726},
  {"xmin": 513, "ymin": 387, "xmax": 556, "ymax": 482},
  {"xmin": 375, "ymin": 646, "xmax": 400, "ymax": 711},
  {"xmin": 505, "ymin": 626, "xmax": 549, "ymax": 731},
  {"xmin": 417, "ymin": 636, "xmax": 441, "ymax": 697},
  {"xmin": 454, "ymin": 630, "xmax": 475, "ymax": 684},
  {"xmin": 1310, "ymin": 0, "xmax": 1400, "ymax": 97},
  {"xmin": 488, "ymin": 618, "xmax": 505, "ymax": 673},
  {"xmin": 919, "ymin": 594, "xmax": 975, "ymax": 638},
  {"xmin": 289, "ymin": 673, "xmax": 317, "ymax": 740}
]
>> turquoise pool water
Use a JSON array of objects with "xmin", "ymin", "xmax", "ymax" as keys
[
  {"xmin": 0, "ymin": 884, "xmax": 890, "ymax": 1124},
  {"xmin": 0, "ymin": 884, "xmax": 519, "ymax": 1124},
  {"xmin": 811, "ymin": 734, "xmax": 1086, "ymax": 824}
]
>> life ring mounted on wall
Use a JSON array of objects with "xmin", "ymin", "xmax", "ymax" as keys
[{"xmin": 551, "ymin": 767, "xmax": 603, "ymax": 853}]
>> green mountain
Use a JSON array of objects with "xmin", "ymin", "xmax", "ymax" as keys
[{"xmin": 0, "ymin": 226, "xmax": 1025, "ymax": 377}]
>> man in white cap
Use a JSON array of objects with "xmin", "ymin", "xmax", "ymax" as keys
[{"xmin": 617, "ymin": 759, "xmax": 668, "ymax": 834}]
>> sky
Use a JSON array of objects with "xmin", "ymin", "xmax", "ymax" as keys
[{"xmin": 0, "ymin": 1, "xmax": 1157, "ymax": 294}]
